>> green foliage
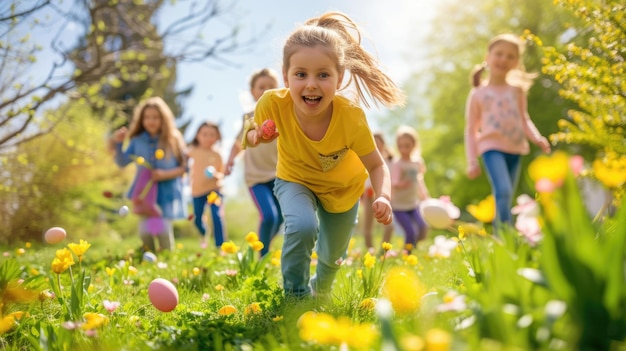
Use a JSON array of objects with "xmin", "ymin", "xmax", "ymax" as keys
[
  {"xmin": 391, "ymin": 0, "xmax": 579, "ymax": 208},
  {"xmin": 0, "ymin": 101, "xmax": 135, "ymax": 243},
  {"xmin": 538, "ymin": 0, "xmax": 626, "ymax": 201}
]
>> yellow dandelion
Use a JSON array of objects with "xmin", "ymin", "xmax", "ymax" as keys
[
  {"xmin": 382, "ymin": 242, "xmax": 392, "ymax": 252},
  {"xmin": 244, "ymin": 302, "xmax": 262, "ymax": 315},
  {"xmin": 272, "ymin": 315, "xmax": 284, "ymax": 322},
  {"xmin": 214, "ymin": 284, "xmax": 225, "ymax": 291},
  {"xmin": 128, "ymin": 266, "xmax": 138, "ymax": 275},
  {"xmin": 467, "ymin": 195, "xmax": 496, "ymax": 223},
  {"xmin": 68, "ymin": 239, "xmax": 91, "ymax": 261},
  {"xmin": 245, "ymin": 232, "xmax": 259, "ymax": 243},
  {"xmin": 250, "ymin": 240, "xmax": 264, "ymax": 252},
  {"xmin": 311, "ymin": 251, "xmax": 318, "ymax": 259},
  {"xmin": 51, "ymin": 257, "xmax": 70, "ymax": 274},
  {"xmin": 405, "ymin": 254, "xmax": 418, "ymax": 266},
  {"xmin": 25, "ymin": 242, "xmax": 31, "ymax": 248},
  {"xmin": 218, "ymin": 305, "xmax": 237, "ymax": 316},
  {"xmin": 400, "ymin": 334, "xmax": 425, "ymax": 351},
  {"xmin": 528, "ymin": 151, "xmax": 570, "ymax": 185},
  {"xmin": 356, "ymin": 269, "xmax": 363, "ymax": 279},
  {"xmin": 363, "ymin": 252, "xmax": 376, "ymax": 268},
  {"xmin": 383, "ymin": 267, "xmax": 425, "ymax": 315},
  {"xmin": 105, "ymin": 267, "xmax": 116, "ymax": 276},
  {"xmin": 220, "ymin": 241, "xmax": 239, "ymax": 254},
  {"xmin": 425, "ymin": 328, "xmax": 452, "ymax": 351},
  {"xmin": 81, "ymin": 312, "xmax": 109, "ymax": 330},
  {"xmin": 192, "ymin": 267, "xmax": 201, "ymax": 276}
]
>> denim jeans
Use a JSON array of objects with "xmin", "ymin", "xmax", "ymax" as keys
[
  {"xmin": 482, "ymin": 150, "xmax": 521, "ymax": 225},
  {"xmin": 274, "ymin": 179, "xmax": 358, "ymax": 297}
]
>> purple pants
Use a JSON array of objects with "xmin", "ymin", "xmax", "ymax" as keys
[{"xmin": 392, "ymin": 207, "xmax": 428, "ymax": 249}]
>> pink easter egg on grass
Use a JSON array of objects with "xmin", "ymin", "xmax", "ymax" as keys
[
  {"xmin": 148, "ymin": 278, "xmax": 179, "ymax": 312},
  {"xmin": 44, "ymin": 227, "xmax": 67, "ymax": 244},
  {"xmin": 261, "ymin": 120, "xmax": 276, "ymax": 139}
]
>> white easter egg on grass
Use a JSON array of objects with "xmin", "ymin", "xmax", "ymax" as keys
[
  {"xmin": 118, "ymin": 205, "xmax": 129, "ymax": 217},
  {"xmin": 143, "ymin": 251, "xmax": 157, "ymax": 263},
  {"xmin": 148, "ymin": 278, "xmax": 179, "ymax": 312},
  {"xmin": 44, "ymin": 227, "xmax": 67, "ymax": 244}
]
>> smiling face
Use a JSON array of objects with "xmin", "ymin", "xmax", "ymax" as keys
[
  {"xmin": 283, "ymin": 45, "xmax": 344, "ymax": 120},
  {"xmin": 486, "ymin": 41, "xmax": 520, "ymax": 79},
  {"xmin": 141, "ymin": 106, "xmax": 163, "ymax": 137}
]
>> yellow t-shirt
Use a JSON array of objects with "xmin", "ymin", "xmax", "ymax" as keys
[{"xmin": 254, "ymin": 88, "xmax": 375, "ymax": 213}]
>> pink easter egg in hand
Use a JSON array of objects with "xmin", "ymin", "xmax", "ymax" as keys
[
  {"xmin": 261, "ymin": 120, "xmax": 277, "ymax": 139},
  {"xmin": 148, "ymin": 278, "xmax": 179, "ymax": 312},
  {"xmin": 44, "ymin": 227, "xmax": 67, "ymax": 244}
]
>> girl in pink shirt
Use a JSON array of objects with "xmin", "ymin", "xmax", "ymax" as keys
[{"xmin": 464, "ymin": 34, "xmax": 551, "ymax": 226}]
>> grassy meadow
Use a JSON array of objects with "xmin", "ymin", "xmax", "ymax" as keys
[{"xmin": 1, "ymin": 152, "xmax": 625, "ymax": 351}]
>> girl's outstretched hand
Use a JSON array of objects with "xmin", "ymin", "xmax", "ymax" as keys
[
  {"xmin": 372, "ymin": 196, "xmax": 393, "ymax": 225},
  {"xmin": 537, "ymin": 136, "xmax": 551, "ymax": 154}
]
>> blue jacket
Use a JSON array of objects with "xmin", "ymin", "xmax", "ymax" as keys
[{"xmin": 114, "ymin": 132, "xmax": 187, "ymax": 220}]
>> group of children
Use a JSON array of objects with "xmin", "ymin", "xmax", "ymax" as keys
[{"xmin": 110, "ymin": 12, "xmax": 551, "ymax": 298}]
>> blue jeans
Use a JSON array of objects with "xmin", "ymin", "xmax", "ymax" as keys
[
  {"xmin": 249, "ymin": 179, "xmax": 283, "ymax": 256},
  {"xmin": 482, "ymin": 150, "xmax": 521, "ymax": 224},
  {"xmin": 192, "ymin": 191, "xmax": 226, "ymax": 247},
  {"xmin": 274, "ymin": 179, "xmax": 358, "ymax": 297}
]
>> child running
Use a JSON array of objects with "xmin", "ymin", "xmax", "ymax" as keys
[
  {"xmin": 390, "ymin": 125, "xmax": 431, "ymax": 252},
  {"xmin": 465, "ymin": 34, "xmax": 551, "ymax": 226},
  {"xmin": 360, "ymin": 132, "xmax": 395, "ymax": 252},
  {"xmin": 188, "ymin": 121, "xmax": 227, "ymax": 247},
  {"xmin": 224, "ymin": 68, "xmax": 283, "ymax": 256},
  {"xmin": 242, "ymin": 12, "xmax": 405, "ymax": 298},
  {"xmin": 110, "ymin": 96, "xmax": 187, "ymax": 253}
]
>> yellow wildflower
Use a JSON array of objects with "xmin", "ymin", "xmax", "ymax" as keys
[
  {"xmin": 55, "ymin": 248, "xmax": 75, "ymax": 265},
  {"xmin": 105, "ymin": 267, "xmax": 116, "ymax": 276},
  {"xmin": 244, "ymin": 302, "xmax": 262, "ymax": 315},
  {"xmin": 405, "ymin": 254, "xmax": 418, "ymax": 266},
  {"xmin": 0, "ymin": 312, "xmax": 28, "ymax": 335},
  {"xmin": 405, "ymin": 243, "xmax": 414, "ymax": 252},
  {"xmin": 245, "ymin": 232, "xmax": 259, "ymax": 243},
  {"xmin": 51, "ymin": 257, "xmax": 70, "ymax": 274},
  {"xmin": 214, "ymin": 284, "xmax": 225, "ymax": 291},
  {"xmin": 593, "ymin": 155, "xmax": 626, "ymax": 188},
  {"xmin": 218, "ymin": 305, "xmax": 237, "ymax": 316},
  {"xmin": 363, "ymin": 252, "xmax": 376, "ymax": 268},
  {"xmin": 128, "ymin": 266, "xmax": 138, "ymax": 275},
  {"xmin": 220, "ymin": 241, "xmax": 239, "ymax": 254},
  {"xmin": 401, "ymin": 334, "xmax": 425, "ymax": 351},
  {"xmin": 192, "ymin": 267, "xmax": 201, "ymax": 276},
  {"xmin": 250, "ymin": 240, "xmax": 264, "ymax": 252},
  {"xmin": 81, "ymin": 312, "xmax": 109, "ymax": 330},
  {"xmin": 528, "ymin": 151, "xmax": 570, "ymax": 186},
  {"xmin": 467, "ymin": 195, "xmax": 496, "ymax": 223},
  {"xmin": 381, "ymin": 242, "xmax": 392, "ymax": 252},
  {"xmin": 311, "ymin": 251, "xmax": 318, "ymax": 259},
  {"xmin": 424, "ymin": 328, "xmax": 452, "ymax": 351},
  {"xmin": 68, "ymin": 239, "xmax": 91, "ymax": 261},
  {"xmin": 383, "ymin": 267, "xmax": 425, "ymax": 315}
]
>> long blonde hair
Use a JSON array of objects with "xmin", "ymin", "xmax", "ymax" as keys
[
  {"xmin": 471, "ymin": 33, "xmax": 537, "ymax": 92},
  {"xmin": 128, "ymin": 96, "xmax": 185, "ymax": 162},
  {"xmin": 282, "ymin": 12, "xmax": 405, "ymax": 109}
]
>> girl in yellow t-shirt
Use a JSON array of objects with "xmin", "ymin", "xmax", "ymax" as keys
[{"xmin": 243, "ymin": 12, "xmax": 405, "ymax": 298}]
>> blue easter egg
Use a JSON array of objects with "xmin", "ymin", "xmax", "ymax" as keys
[{"xmin": 204, "ymin": 166, "xmax": 215, "ymax": 178}]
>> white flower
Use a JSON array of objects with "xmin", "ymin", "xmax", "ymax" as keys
[
  {"xmin": 435, "ymin": 291, "xmax": 467, "ymax": 312},
  {"xmin": 428, "ymin": 235, "xmax": 458, "ymax": 258}
]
